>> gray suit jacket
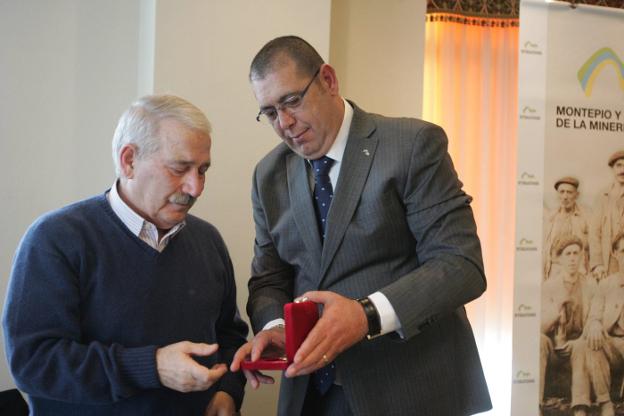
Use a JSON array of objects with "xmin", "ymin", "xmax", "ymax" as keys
[{"xmin": 248, "ymin": 103, "xmax": 492, "ymax": 416}]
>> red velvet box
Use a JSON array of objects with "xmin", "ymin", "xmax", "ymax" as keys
[{"xmin": 241, "ymin": 300, "xmax": 319, "ymax": 371}]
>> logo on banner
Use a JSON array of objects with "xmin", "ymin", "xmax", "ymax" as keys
[
  {"xmin": 516, "ymin": 238, "xmax": 537, "ymax": 252},
  {"xmin": 520, "ymin": 41, "xmax": 542, "ymax": 55},
  {"xmin": 577, "ymin": 47, "xmax": 624, "ymax": 97},
  {"xmin": 515, "ymin": 303, "xmax": 536, "ymax": 318},
  {"xmin": 520, "ymin": 106, "xmax": 540, "ymax": 121},
  {"xmin": 513, "ymin": 370, "xmax": 535, "ymax": 384},
  {"xmin": 517, "ymin": 172, "xmax": 539, "ymax": 186}
]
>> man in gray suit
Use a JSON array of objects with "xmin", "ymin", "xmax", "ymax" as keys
[{"xmin": 231, "ymin": 36, "xmax": 491, "ymax": 416}]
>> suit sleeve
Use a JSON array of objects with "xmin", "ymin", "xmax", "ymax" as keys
[
  {"xmin": 2, "ymin": 223, "xmax": 161, "ymax": 404},
  {"xmin": 379, "ymin": 124, "xmax": 487, "ymax": 339},
  {"xmin": 246, "ymin": 166, "xmax": 295, "ymax": 333}
]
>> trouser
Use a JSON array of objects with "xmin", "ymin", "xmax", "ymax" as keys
[
  {"xmin": 540, "ymin": 335, "xmax": 591, "ymax": 408},
  {"xmin": 585, "ymin": 335, "xmax": 624, "ymax": 405}
]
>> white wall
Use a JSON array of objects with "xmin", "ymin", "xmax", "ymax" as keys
[
  {"xmin": 330, "ymin": 0, "xmax": 426, "ymax": 118},
  {"xmin": 0, "ymin": 1, "xmax": 427, "ymax": 414},
  {"xmin": 0, "ymin": 0, "xmax": 147, "ymax": 391}
]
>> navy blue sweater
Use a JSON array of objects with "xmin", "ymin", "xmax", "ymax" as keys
[{"xmin": 2, "ymin": 193, "xmax": 248, "ymax": 415}]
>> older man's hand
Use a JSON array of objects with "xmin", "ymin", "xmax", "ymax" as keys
[
  {"xmin": 156, "ymin": 341, "xmax": 227, "ymax": 392},
  {"xmin": 285, "ymin": 291, "xmax": 368, "ymax": 378}
]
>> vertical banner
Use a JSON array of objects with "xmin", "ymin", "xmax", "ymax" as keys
[{"xmin": 513, "ymin": 1, "xmax": 624, "ymax": 415}]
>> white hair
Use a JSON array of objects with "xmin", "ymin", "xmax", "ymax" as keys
[{"xmin": 112, "ymin": 94, "xmax": 212, "ymax": 177}]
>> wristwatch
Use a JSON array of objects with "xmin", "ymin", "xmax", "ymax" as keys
[{"xmin": 356, "ymin": 297, "xmax": 382, "ymax": 339}]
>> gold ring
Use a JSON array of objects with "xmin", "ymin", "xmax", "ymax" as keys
[{"xmin": 322, "ymin": 354, "xmax": 329, "ymax": 364}]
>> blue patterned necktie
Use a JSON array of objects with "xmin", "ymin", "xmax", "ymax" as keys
[
  {"xmin": 311, "ymin": 156, "xmax": 334, "ymax": 241},
  {"xmin": 310, "ymin": 156, "xmax": 336, "ymax": 394}
]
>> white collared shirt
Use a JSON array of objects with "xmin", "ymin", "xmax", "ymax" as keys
[
  {"xmin": 322, "ymin": 97, "xmax": 352, "ymax": 188},
  {"xmin": 107, "ymin": 181, "xmax": 185, "ymax": 252},
  {"xmin": 265, "ymin": 98, "xmax": 402, "ymax": 337}
]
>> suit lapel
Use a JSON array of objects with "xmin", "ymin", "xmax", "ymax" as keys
[
  {"xmin": 287, "ymin": 153, "xmax": 323, "ymax": 259},
  {"xmin": 320, "ymin": 106, "xmax": 378, "ymax": 282}
]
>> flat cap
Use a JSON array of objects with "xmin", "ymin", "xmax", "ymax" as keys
[
  {"xmin": 554, "ymin": 176, "xmax": 579, "ymax": 190},
  {"xmin": 553, "ymin": 235, "xmax": 583, "ymax": 256},
  {"xmin": 608, "ymin": 150, "xmax": 624, "ymax": 167}
]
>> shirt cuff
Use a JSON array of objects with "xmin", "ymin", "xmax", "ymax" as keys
[
  {"xmin": 368, "ymin": 292, "xmax": 404, "ymax": 338},
  {"xmin": 262, "ymin": 318, "xmax": 285, "ymax": 331}
]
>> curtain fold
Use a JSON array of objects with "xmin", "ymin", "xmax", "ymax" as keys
[{"xmin": 422, "ymin": 13, "xmax": 519, "ymax": 415}]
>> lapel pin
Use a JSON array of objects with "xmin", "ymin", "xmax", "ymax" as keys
[{"xmin": 362, "ymin": 149, "xmax": 370, "ymax": 156}]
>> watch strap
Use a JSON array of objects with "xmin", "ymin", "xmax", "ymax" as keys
[{"xmin": 357, "ymin": 297, "xmax": 382, "ymax": 339}]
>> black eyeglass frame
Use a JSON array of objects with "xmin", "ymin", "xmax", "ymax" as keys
[{"xmin": 255, "ymin": 68, "xmax": 321, "ymax": 123}]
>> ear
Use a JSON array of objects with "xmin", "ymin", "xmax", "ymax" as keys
[
  {"xmin": 318, "ymin": 63, "xmax": 339, "ymax": 96},
  {"xmin": 119, "ymin": 144, "xmax": 137, "ymax": 179}
]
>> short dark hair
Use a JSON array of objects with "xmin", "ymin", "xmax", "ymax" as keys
[{"xmin": 250, "ymin": 36, "xmax": 324, "ymax": 81}]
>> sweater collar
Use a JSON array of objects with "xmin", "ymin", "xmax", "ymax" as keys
[{"xmin": 107, "ymin": 180, "xmax": 185, "ymax": 251}]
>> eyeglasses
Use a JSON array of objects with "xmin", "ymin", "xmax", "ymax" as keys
[{"xmin": 255, "ymin": 68, "xmax": 321, "ymax": 124}]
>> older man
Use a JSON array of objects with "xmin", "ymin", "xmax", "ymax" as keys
[
  {"xmin": 2, "ymin": 95, "xmax": 248, "ymax": 415},
  {"xmin": 543, "ymin": 177, "xmax": 589, "ymax": 280},
  {"xmin": 589, "ymin": 151, "xmax": 624, "ymax": 280}
]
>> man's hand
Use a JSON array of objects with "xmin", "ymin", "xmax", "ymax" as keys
[
  {"xmin": 230, "ymin": 326, "xmax": 283, "ymax": 389},
  {"xmin": 586, "ymin": 320, "xmax": 605, "ymax": 351},
  {"xmin": 204, "ymin": 391, "xmax": 236, "ymax": 416},
  {"xmin": 156, "ymin": 341, "xmax": 227, "ymax": 392},
  {"xmin": 592, "ymin": 265, "xmax": 607, "ymax": 281},
  {"xmin": 555, "ymin": 340, "xmax": 573, "ymax": 357},
  {"xmin": 285, "ymin": 291, "xmax": 368, "ymax": 378}
]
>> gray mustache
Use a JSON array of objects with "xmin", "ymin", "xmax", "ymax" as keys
[{"xmin": 169, "ymin": 193, "xmax": 196, "ymax": 206}]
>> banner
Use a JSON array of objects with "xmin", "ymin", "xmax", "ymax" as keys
[{"xmin": 512, "ymin": 2, "xmax": 624, "ymax": 415}]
